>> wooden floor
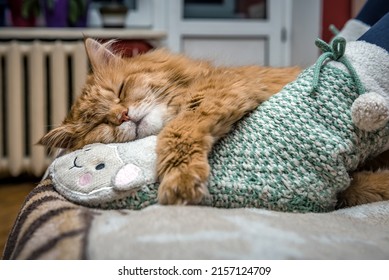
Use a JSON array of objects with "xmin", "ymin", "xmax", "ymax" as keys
[{"xmin": 0, "ymin": 181, "xmax": 37, "ymax": 257}]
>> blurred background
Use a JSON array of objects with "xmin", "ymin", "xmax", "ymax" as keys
[{"xmin": 0, "ymin": 0, "xmax": 366, "ymax": 253}]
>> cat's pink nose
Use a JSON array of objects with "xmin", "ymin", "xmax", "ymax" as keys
[{"xmin": 120, "ymin": 110, "xmax": 130, "ymax": 123}]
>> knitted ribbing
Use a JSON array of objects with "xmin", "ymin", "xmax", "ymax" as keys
[{"xmin": 104, "ymin": 65, "xmax": 389, "ymax": 212}]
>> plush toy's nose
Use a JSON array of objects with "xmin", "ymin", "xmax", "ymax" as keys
[{"xmin": 79, "ymin": 172, "xmax": 93, "ymax": 187}]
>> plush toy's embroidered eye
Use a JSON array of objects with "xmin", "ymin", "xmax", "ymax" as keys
[{"xmin": 95, "ymin": 163, "xmax": 105, "ymax": 170}]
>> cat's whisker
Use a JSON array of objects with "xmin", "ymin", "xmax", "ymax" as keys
[{"xmin": 153, "ymin": 84, "xmax": 171, "ymax": 100}]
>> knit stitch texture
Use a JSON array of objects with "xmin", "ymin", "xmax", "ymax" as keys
[
  {"xmin": 102, "ymin": 65, "xmax": 389, "ymax": 212},
  {"xmin": 205, "ymin": 66, "xmax": 389, "ymax": 212}
]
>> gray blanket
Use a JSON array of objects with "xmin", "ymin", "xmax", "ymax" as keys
[{"xmin": 3, "ymin": 179, "xmax": 389, "ymax": 259}]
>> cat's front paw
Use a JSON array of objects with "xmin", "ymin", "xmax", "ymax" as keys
[
  {"xmin": 156, "ymin": 124, "xmax": 213, "ymax": 205},
  {"xmin": 157, "ymin": 164, "xmax": 210, "ymax": 205}
]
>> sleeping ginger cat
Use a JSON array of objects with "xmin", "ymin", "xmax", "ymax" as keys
[{"xmin": 40, "ymin": 38, "xmax": 389, "ymax": 208}]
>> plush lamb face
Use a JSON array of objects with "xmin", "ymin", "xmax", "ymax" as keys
[{"xmin": 50, "ymin": 136, "xmax": 158, "ymax": 205}]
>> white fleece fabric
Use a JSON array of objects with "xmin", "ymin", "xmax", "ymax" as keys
[
  {"xmin": 345, "ymin": 41, "xmax": 389, "ymax": 97},
  {"xmin": 337, "ymin": 19, "xmax": 370, "ymax": 41}
]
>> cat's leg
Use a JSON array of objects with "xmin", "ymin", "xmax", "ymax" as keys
[
  {"xmin": 337, "ymin": 150, "xmax": 389, "ymax": 208},
  {"xmin": 337, "ymin": 169, "xmax": 389, "ymax": 208},
  {"xmin": 156, "ymin": 67, "xmax": 299, "ymax": 205},
  {"xmin": 156, "ymin": 111, "xmax": 213, "ymax": 205},
  {"xmin": 156, "ymin": 84, "xmax": 271, "ymax": 205}
]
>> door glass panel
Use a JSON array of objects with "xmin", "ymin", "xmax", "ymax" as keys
[{"xmin": 183, "ymin": 0, "xmax": 267, "ymax": 19}]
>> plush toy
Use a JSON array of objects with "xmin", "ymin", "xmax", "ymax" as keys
[
  {"xmin": 49, "ymin": 38, "xmax": 389, "ymax": 212},
  {"xmin": 50, "ymin": 136, "xmax": 159, "ymax": 209}
]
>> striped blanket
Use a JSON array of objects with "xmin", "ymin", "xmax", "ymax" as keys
[{"xmin": 3, "ymin": 178, "xmax": 389, "ymax": 259}]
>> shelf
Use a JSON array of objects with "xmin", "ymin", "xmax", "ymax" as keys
[
  {"xmin": 178, "ymin": 20, "xmax": 272, "ymax": 37},
  {"xmin": 0, "ymin": 28, "xmax": 167, "ymax": 40}
]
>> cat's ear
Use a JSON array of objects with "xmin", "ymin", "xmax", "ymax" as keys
[
  {"xmin": 38, "ymin": 125, "xmax": 75, "ymax": 149},
  {"xmin": 84, "ymin": 38, "xmax": 119, "ymax": 72}
]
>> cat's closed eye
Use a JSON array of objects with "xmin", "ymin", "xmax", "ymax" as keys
[{"xmin": 118, "ymin": 82, "xmax": 125, "ymax": 99}]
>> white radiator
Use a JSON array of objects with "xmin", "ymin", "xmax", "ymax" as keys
[{"xmin": 0, "ymin": 40, "xmax": 88, "ymax": 178}]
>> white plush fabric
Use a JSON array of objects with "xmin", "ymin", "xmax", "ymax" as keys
[
  {"xmin": 352, "ymin": 91, "xmax": 389, "ymax": 131},
  {"xmin": 345, "ymin": 41, "xmax": 389, "ymax": 98},
  {"xmin": 337, "ymin": 19, "xmax": 370, "ymax": 42}
]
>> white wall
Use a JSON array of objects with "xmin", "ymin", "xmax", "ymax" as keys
[{"xmin": 110, "ymin": 0, "xmax": 322, "ymax": 67}]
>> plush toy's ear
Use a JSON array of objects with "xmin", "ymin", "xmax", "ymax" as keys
[
  {"xmin": 113, "ymin": 163, "xmax": 144, "ymax": 191},
  {"xmin": 84, "ymin": 38, "xmax": 119, "ymax": 72},
  {"xmin": 38, "ymin": 124, "xmax": 75, "ymax": 149}
]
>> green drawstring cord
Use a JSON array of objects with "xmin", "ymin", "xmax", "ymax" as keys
[
  {"xmin": 329, "ymin": 24, "xmax": 340, "ymax": 36},
  {"xmin": 311, "ymin": 37, "xmax": 365, "ymax": 95}
]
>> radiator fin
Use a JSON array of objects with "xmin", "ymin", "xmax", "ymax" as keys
[{"xmin": 0, "ymin": 40, "xmax": 88, "ymax": 178}]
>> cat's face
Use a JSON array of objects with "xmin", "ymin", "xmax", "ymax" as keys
[{"xmin": 40, "ymin": 39, "xmax": 173, "ymax": 151}]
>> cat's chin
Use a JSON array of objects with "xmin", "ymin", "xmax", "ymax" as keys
[
  {"xmin": 126, "ymin": 104, "xmax": 167, "ymax": 140},
  {"xmin": 116, "ymin": 119, "xmax": 160, "ymax": 142},
  {"xmin": 117, "ymin": 121, "xmax": 137, "ymax": 142},
  {"xmin": 136, "ymin": 119, "xmax": 161, "ymax": 140}
]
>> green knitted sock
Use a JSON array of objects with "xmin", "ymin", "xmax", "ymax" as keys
[{"xmin": 204, "ymin": 65, "xmax": 388, "ymax": 212}]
